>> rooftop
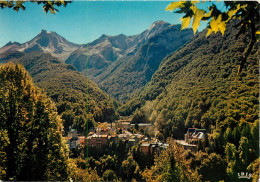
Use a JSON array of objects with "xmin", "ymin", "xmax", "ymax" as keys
[
  {"xmin": 141, "ymin": 143, "xmax": 150, "ymax": 147},
  {"xmin": 194, "ymin": 129, "xmax": 206, "ymax": 134},
  {"xmin": 175, "ymin": 140, "xmax": 197, "ymax": 147},
  {"xmin": 90, "ymin": 134, "xmax": 108, "ymax": 138},
  {"xmin": 78, "ymin": 136, "xmax": 85, "ymax": 139}
]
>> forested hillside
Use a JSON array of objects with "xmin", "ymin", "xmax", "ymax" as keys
[
  {"xmin": 97, "ymin": 24, "xmax": 193, "ymax": 101},
  {"xmin": 1, "ymin": 52, "xmax": 118, "ymax": 134},
  {"xmin": 65, "ymin": 21, "xmax": 193, "ymax": 101},
  {"xmin": 119, "ymin": 22, "xmax": 259, "ymax": 180}
]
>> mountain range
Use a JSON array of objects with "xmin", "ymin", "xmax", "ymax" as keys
[
  {"xmin": 0, "ymin": 21, "xmax": 193, "ymax": 101},
  {"xmin": 0, "ymin": 29, "xmax": 80, "ymax": 61},
  {"xmin": 66, "ymin": 21, "xmax": 174, "ymax": 74},
  {"xmin": 66, "ymin": 21, "xmax": 194, "ymax": 101}
]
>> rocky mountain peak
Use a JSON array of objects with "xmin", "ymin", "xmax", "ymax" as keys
[
  {"xmin": 4, "ymin": 41, "xmax": 21, "ymax": 47},
  {"xmin": 0, "ymin": 30, "xmax": 80, "ymax": 62},
  {"xmin": 150, "ymin": 20, "xmax": 170, "ymax": 27},
  {"xmin": 40, "ymin": 29, "xmax": 47, "ymax": 34},
  {"xmin": 145, "ymin": 20, "xmax": 171, "ymax": 40}
]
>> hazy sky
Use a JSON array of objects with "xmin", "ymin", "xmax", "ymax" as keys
[{"xmin": 0, "ymin": 1, "xmax": 219, "ymax": 47}]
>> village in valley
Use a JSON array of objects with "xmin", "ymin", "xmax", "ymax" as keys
[{"xmin": 65, "ymin": 118, "xmax": 208, "ymax": 156}]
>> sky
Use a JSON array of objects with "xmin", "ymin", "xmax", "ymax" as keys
[{"xmin": 0, "ymin": 1, "xmax": 222, "ymax": 47}]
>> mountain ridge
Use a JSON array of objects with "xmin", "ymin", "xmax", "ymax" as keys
[
  {"xmin": 95, "ymin": 24, "xmax": 193, "ymax": 101},
  {"xmin": 0, "ymin": 21, "xmax": 194, "ymax": 102},
  {"xmin": 0, "ymin": 29, "xmax": 81, "ymax": 61},
  {"xmin": 65, "ymin": 21, "xmax": 194, "ymax": 101}
]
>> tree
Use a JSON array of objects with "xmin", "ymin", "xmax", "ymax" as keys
[
  {"xmin": 142, "ymin": 140, "xmax": 198, "ymax": 182},
  {"xmin": 121, "ymin": 156, "xmax": 141, "ymax": 181},
  {"xmin": 238, "ymin": 137, "xmax": 250, "ymax": 170},
  {"xmin": 225, "ymin": 143, "xmax": 239, "ymax": 180},
  {"xmin": 0, "ymin": 1, "xmax": 71, "ymax": 14},
  {"xmin": 166, "ymin": 1, "xmax": 259, "ymax": 73},
  {"xmin": 102, "ymin": 169, "xmax": 117, "ymax": 182},
  {"xmin": 197, "ymin": 153, "xmax": 226, "ymax": 182},
  {"xmin": 0, "ymin": 63, "xmax": 69, "ymax": 181},
  {"xmin": 247, "ymin": 158, "xmax": 260, "ymax": 182}
]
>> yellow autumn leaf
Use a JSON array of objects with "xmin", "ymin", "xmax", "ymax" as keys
[
  {"xmin": 218, "ymin": 21, "xmax": 226, "ymax": 35},
  {"xmin": 0, "ymin": 1, "xmax": 8, "ymax": 5},
  {"xmin": 216, "ymin": 14, "xmax": 222, "ymax": 23},
  {"xmin": 241, "ymin": 4, "xmax": 248, "ymax": 9},
  {"xmin": 209, "ymin": 14, "xmax": 226, "ymax": 35},
  {"xmin": 191, "ymin": 6, "xmax": 205, "ymax": 34},
  {"xmin": 204, "ymin": 9, "xmax": 213, "ymax": 18},
  {"xmin": 210, "ymin": 17, "xmax": 218, "ymax": 33},
  {"xmin": 165, "ymin": 1, "xmax": 186, "ymax": 11},
  {"xmin": 50, "ymin": 8, "xmax": 56, "ymax": 14},
  {"xmin": 180, "ymin": 16, "xmax": 191, "ymax": 30},
  {"xmin": 191, "ymin": 0, "xmax": 199, "ymax": 5},
  {"xmin": 256, "ymin": 31, "xmax": 260, "ymax": 35},
  {"xmin": 206, "ymin": 28, "xmax": 212, "ymax": 37},
  {"xmin": 227, "ymin": 4, "xmax": 240, "ymax": 20},
  {"xmin": 216, "ymin": 14, "xmax": 226, "ymax": 35}
]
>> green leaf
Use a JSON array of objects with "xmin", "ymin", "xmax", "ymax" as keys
[
  {"xmin": 180, "ymin": 16, "xmax": 191, "ymax": 30},
  {"xmin": 165, "ymin": 1, "xmax": 186, "ymax": 11}
]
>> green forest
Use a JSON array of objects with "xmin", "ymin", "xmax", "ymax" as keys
[
  {"xmin": 1, "ymin": 52, "xmax": 118, "ymax": 135},
  {"xmin": 0, "ymin": 63, "xmax": 69, "ymax": 180},
  {"xmin": 119, "ymin": 22, "xmax": 259, "ymax": 181}
]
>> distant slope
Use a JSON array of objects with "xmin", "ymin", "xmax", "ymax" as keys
[
  {"xmin": 120, "ymin": 22, "xmax": 259, "ymax": 139},
  {"xmin": 0, "ymin": 30, "xmax": 80, "ymax": 61},
  {"xmin": 2, "ymin": 52, "xmax": 117, "ymax": 134},
  {"xmin": 65, "ymin": 21, "xmax": 172, "ymax": 75},
  {"xmin": 97, "ymin": 24, "xmax": 193, "ymax": 101},
  {"xmin": 66, "ymin": 21, "xmax": 193, "ymax": 101},
  {"xmin": 65, "ymin": 33, "xmax": 140, "ymax": 74}
]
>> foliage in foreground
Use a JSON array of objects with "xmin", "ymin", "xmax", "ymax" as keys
[
  {"xmin": 0, "ymin": 63, "xmax": 69, "ymax": 180},
  {"xmin": 0, "ymin": 0, "xmax": 71, "ymax": 14},
  {"xmin": 166, "ymin": 1, "xmax": 259, "ymax": 73}
]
